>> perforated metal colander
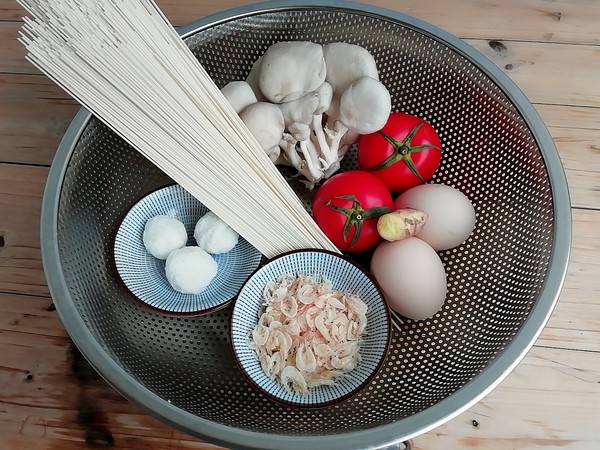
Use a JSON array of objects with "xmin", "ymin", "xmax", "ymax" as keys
[{"xmin": 41, "ymin": 1, "xmax": 571, "ymax": 449}]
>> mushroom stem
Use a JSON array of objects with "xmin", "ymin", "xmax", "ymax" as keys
[
  {"xmin": 311, "ymin": 114, "xmax": 330, "ymax": 154},
  {"xmin": 279, "ymin": 134, "xmax": 322, "ymax": 185},
  {"xmin": 299, "ymin": 139, "xmax": 324, "ymax": 183},
  {"xmin": 324, "ymin": 121, "xmax": 348, "ymax": 160}
]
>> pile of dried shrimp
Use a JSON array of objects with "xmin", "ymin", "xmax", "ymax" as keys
[{"xmin": 249, "ymin": 274, "xmax": 368, "ymax": 395}]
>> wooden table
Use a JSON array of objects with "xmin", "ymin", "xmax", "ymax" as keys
[{"xmin": 1, "ymin": 0, "xmax": 599, "ymax": 448}]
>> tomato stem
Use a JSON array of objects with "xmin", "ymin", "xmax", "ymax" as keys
[
  {"xmin": 372, "ymin": 122, "xmax": 442, "ymax": 183},
  {"xmin": 322, "ymin": 194, "xmax": 391, "ymax": 248}
]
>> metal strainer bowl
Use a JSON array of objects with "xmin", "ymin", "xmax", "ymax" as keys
[{"xmin": 41, "ymin": 1, "xmax": 571, "ymax": 449}]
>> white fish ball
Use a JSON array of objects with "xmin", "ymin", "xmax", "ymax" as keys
[
  {"xmin": 165, "ymin": 247, "xmax": 218, "ymax": 294},
  {"xmin": 194, "ymin": 212, "xmax": 239, "ymax": 254},
  {"xmin": 143, "ymin": 215, "xmax": 187, "ymax": 259}
]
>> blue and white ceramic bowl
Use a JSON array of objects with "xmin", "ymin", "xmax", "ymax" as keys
[
  {"xmin": 230, "ymin": 249, "xmax": 392, "ymax": 408},
  {"xmin": 114, "ymin": 184, "xmax": 263, "ymax": 315}
]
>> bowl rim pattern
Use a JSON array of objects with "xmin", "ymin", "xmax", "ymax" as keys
[
  {"xmin": 229, "ymin": 248, "xmax": 393, "ymax": 409},
  {"xmin": 111, "ymin": 183, "xmax": 263, "ymax": 316}
]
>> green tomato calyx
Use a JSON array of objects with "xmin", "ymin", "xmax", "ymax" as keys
[
  {"xmin": 323, "ymin": 194, "xmax": 391, "ymax": 248},
  {"xmin": 372, "ymin": 121, "xmax": 442, "ymax": 183}
]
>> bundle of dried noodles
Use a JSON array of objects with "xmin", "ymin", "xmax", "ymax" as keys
[{"xmin": 18, "ymin": 0, "xmax": 339, "ymax": 258}]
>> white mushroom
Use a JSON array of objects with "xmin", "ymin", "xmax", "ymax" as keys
[
  {"xmin": 273, "ymin": 82, "xmax": 336, "ymax": 185},
  {"xmin": 338, "ymin": 128, "xmax": 361, "ymax": 154},
  {"xmin": 279, "ymin": 133, "xmax": 323, "ymax": 183},
  {"xmin": 234, "ymin": 41, "xmax": 392, "ymax": 187},
  {"xmin": 321, "ymin": 42, "xmax": 379, "ymax": 127},
  {"xmin": 338, "ymin": 76, "xmax": 391, "ymax": 134},
  {"xmin": 277, "ymin": 92, "xmax": 320, "ymax": 128},
  {"xmin": 321, "ymin": 43, "xmax": 388, "ymax": 153},
  {"xmin": 258, "ymin": 41, "xmax": 326, "ymax": 103},
  {"xmin": 323, "ymin": 42, "xmax": 380, "ymax": 96},
  {"xmin": 313, "ymin": 81, "xmax": 334, "ymax": 115},
  {"xmin": 245, "ymin": 56, "xmax": 268, "ymax": 102},
  {"xmin": 287, "ymin": 122, "xmax": 311, "ymax": 142},
  {"xmin": 239, "ymin": 102, "xmax": 285, "ymax": 162},
  {"xmin": 319, "ymin": 76, "xmax": 391, "ymax": 176},
  {"xmin": 310, "ymin": 81, "xmax": 334, "ymax": 163},
  {"xmin": 220, "ymin": 81, "xmax": 257, "ymax": 114},
  {"xmin": 303, "ymin": 44, "xmax": 390, "ymax": 183}
]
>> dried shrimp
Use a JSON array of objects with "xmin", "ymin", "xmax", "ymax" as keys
[{"xmin": 249, "ymin": 274, "xmax": 368, "ymax": 395}]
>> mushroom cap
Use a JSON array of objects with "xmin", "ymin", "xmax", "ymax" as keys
[
  {"xmin": 258, "ymin": 41, "xmax": 326, "ymax": 103},
  {"xmin": 288, "ymin": 122, "xmax": 311, "ymax": 142},
  {"xmin": 239, "ymin": 102, "xmax": 285, "ymax": 161},
  {"xmin": 277, "ymin": 92, "xmax": 320, "ymax": 127},
  {"xmin": 245, "ymin": 56, "xmax": 268, "ymax": 102},
  {"xmin": 338, "ymin": 76, "xmax": 392, "ymax": 134},
  {"xmin": 323, "ymin": 43, "xmax": 379, "ymax": 96},
  {"xmin": 314, "ymin": 81, "xmax": 333, "ymax": 115},
  {"xmin": 221, "ymin": 81, "xmax": 257, "ymax": 114}
]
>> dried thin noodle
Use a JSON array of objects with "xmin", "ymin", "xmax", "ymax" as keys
[{"xmin": 18, "ymin": 0, "xmax": 340, "ymax": 258}]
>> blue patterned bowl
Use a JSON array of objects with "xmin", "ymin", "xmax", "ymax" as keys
[
  {"xmin": 113, "ymin": 184, "xmax": 263, "ymax": 315},
  {"xmin": 230, "ymin": 249, "xmax": 392, "ymax": 408}
]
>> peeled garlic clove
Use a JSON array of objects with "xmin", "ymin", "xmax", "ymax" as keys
[{"xmin": 377, "ymin": 208, "xmax": 428, "ymax": 242}]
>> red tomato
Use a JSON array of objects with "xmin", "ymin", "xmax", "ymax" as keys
[
  {"xmin": 312, "ymin": 170, "xmax": 393, "ymax": 253},
  {"xmin": 357, "ymin": 112, "xmax": 442, "ymax": 193}
]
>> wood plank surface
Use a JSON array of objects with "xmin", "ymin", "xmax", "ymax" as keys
[
  {"xmin": 0, "ymin": 163, "xmax": 48, "ymax": 296},
  {"xmin": 4, "ymin": 0, "xmax": 600, "ymax": 45},
  {"xmin": 0, "ymin": 295, "xmax": 220, "ymax": 450},
  {"xmin": 466, "ymin": 39, "xmax": 600, "ymax": 108},
  {"xmin": 417, "ymin": 346, "xmax": 600, "ymax": 450},
  {"xmin": 536, "ymin": 210, "xmax": 600, "ymax": 352},
  {"xmin": 1, "ymin": 0, "xmax": 599, "ymax": 449},
  {"xmin": 0, "ymin": 295, "xmax": 597, "ymax": 450},
  {"xmin": 6, "ymin": 22, "xmax": 600, "ymax": 107},
  {"xmin": 0, "ymin": 74, "xmax": 78, "ymax": 166}
]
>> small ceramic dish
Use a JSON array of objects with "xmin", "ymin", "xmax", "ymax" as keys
[
  {"xmin": 113, "ymin": 184, "xmax": 263, "ymax": 315},
  {"xmin": 230, "ymin": 249, "xmax": 392, "ymax": 408}
]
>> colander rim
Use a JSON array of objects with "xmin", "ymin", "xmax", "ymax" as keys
[{"xmin": 40, "ymin": 1, "xmax": 572, "ymax": 449}]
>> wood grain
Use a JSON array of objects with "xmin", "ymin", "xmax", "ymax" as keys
[
  {"xmin": 0, "ymin": 295, "xmax": 597, "ymax": 450},
  {"xmin": 1, "ymin": 0, "xmax": 599, "ymax": 449},
  {"xmin": 415, "ymin": 347, "xmax": 600, "ymax": 450},
  {"xmin": 466, "ymin": 39, "xmax": 600, "ymax": 108},
  {"xmin": 0, "ymin": 163, "xmax": 48, "ymax": 296},
  {"xmin": 5, "ymin": 21, "xmax": 600, "ymax": 108},
  {"xmin": 534, "ymin": 210, "xmax": 600, "ymax": 353},
  {"xmin": 4, "ymin": 0, "xmax": 599, "ymax": 45},
  {"xmin": 548, "ymin": 126, "xmax": 600, "ymax": 210},
  {"xmin": 0, "ymin": 21, "xmax": 34, "ymax": 75},
  {"xmin": 0, "ymin": 294, "xmax": 223, "ymax": 449},
  {"xmin": 0, "ymin": 74, "xmax": 79, "ymax": 166}
]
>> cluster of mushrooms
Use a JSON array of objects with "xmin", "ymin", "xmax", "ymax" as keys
[{"xmin": 221, "ymin": 41, "xmax": 392, "ymax": 187}]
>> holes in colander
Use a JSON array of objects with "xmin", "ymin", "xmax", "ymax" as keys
[{"xmin": 55, "ymin": 9, "xmax": 554, "ymax": 436}]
